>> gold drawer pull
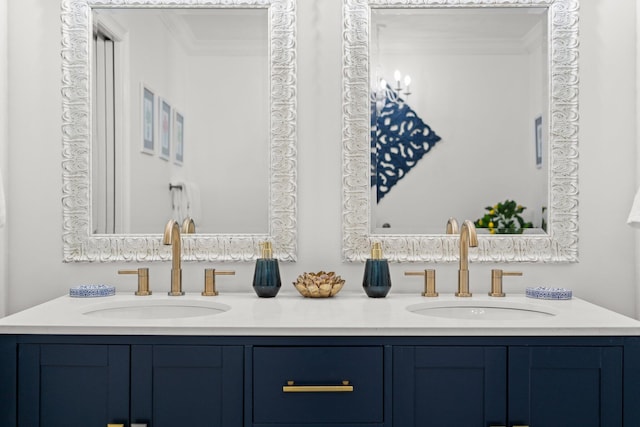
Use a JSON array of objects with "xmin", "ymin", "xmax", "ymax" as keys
[{"xmin": 283, "ymin": 380, "xmax": 354, "ymax": 393}]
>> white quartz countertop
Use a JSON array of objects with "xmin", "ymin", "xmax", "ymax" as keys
[{"xmin": 0, "ymin": 292, "xmax": 639, "ymax": 336}]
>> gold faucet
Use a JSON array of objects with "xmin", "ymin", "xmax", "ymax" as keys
[
  {"xmin": 446, "ymin": 217, "xmax": 459, "ymax": 234},
  {"xmin": 182, "ymin": 217, "xmax": 196, "ymax": 234},
  {"xmin": 456, "ymin": 220, "xmax": 478, "ymax": 297},
  {"xmin": 163, "ymin": 219, "xmax": 185, "ymax": 296}
]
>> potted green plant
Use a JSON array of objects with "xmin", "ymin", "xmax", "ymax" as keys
[{"xmin": 474, "ymin": 200, "xmax": 533, "ymax": 234}]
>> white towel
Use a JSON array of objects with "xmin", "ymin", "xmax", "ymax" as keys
[
  {"xmin": 0, "ymin": 169, "xmax": 5, "ymax": 228},
  {"xmin": 170, "ymin": 182, "xmax": 185, "ymax": 222},
  {"xmin": 627, "ymin": 187, "xmax": 640, "ymax": 228}
]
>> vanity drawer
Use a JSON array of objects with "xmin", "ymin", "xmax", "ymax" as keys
[{"xmin": 253, "ymin": 346, "xmax": 384, "ymax": 424}]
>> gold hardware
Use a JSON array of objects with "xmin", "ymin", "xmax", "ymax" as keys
[
  {"xmin": 107, "ymin": 424, "xmax": 124, "ymax": 427},
  {"xmin": 456, "ymin": 220, "xmax": 478, "ymax": 297},
  {"xmin": 446, "ymin": 217, "xmax": 459, "ymax": 234},
  {"xmin": 283, "ymin": 380, "xmax": 354, "ymax": 393},
  {"xmin": 371, "ymin": 242, "xmax": 383, "ymax": 260},
  {"xmin": 163, "ymin": 219, "xmax": 184, "ymax": 296},
  {"xmin": 489, "ymin": 269, "xmax": 523, "ymax": 297},
  {"xmin": 202, "ymin": 268, "xmax": 235, "ymax": 296},
  {"xmin": 260, "ymin": 241, "xmax": 273, "ymax": 258},
  {"xmin": 118, "ymin": 268, "xmax": 152, "ymax": 296},
  {"xmin": 181, "ymin": 217, "xmax": 196, "ymax": 234},
  {"xmin": 405, "ymin": 270, "xmax": 438, "ymax": 297}
]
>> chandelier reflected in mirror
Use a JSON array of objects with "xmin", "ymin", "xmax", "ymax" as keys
[{"xmin": 370, "ymin": 69, "xmax": 412, "ymax": 115}]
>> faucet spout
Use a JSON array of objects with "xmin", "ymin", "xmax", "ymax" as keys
[
  {"xmin": 163, "ymin": 219, "xmax": 184, "ymax": 296},
  {"xmin": 456, "ymin": 220, "xmax": 478, "ymax": 297},
  {"xmin": 446, "ymin": 217, "xmax": 459, "ymax": 234}
]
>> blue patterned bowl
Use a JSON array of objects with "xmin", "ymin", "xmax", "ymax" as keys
[
  {"xmin": 69, "ymin": 284, "xmax": 115, "ymax": 298},
  {"xmin": 526, "ymin": 286, "xmax": 572, "ymax": 300}
]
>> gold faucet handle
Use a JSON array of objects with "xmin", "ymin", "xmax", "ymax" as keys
[
  {"xmin": 118, "ymin": 268, "xmax": 152, "ymax": 296},
  {"xmin": 489, "ymin": 269, "xmax": 523, "ymax": 297},
  {"xmin": 405, "ymin": 270, "xmax": 438, "ymax": 297},
  {"xmin": 202, "ymin": 268, "xmax": 235, "ymax": 296}
]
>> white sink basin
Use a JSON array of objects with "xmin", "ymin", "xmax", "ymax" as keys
[
  {"xmin": 407, "ymin": 300, "xmax": 557, "ymax": 320},
  {"xmin": 82, "ymin": 299, "xmax": 230, "ymax": 320}
]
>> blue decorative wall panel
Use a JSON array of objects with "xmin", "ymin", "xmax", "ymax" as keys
[{"xmin": 371, "ymin": 94, "xmax": 442, "ymax": 202}]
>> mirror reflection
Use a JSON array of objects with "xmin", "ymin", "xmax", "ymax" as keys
[
  {"xmin": 92, "ymin": 8, "xmax": 269, "ymax": 234},
  {"xmin": 370, "ymin": 8, "xmax": 548, "ymax": 235}
]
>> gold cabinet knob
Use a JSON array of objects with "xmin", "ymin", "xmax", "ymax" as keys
[
  {"xmin": 118, "ymin": 268, "xmax": 152, "ymax": 296},
  {"xmin": 202, "ymin": 268, "xmax": 235, "ymax": 296},
  {"xmin": 404, "ymin": 269, "xmax": 438, "ymax": 297},
  {"xmin": 489, "ymin": 269, "xmax": 523, "ymax": 297}
]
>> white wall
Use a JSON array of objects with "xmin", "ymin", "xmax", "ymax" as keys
[
  {"xmin": 0, "ymin": 0, "xmax": 7, "ymax": 318},
  {"xmin": 186, "ymin": 53, "xmax": 269, "ymax": 234},
  {"xmin": 4, "ymin": 0, "xmax": 639, "ymax": 319},
  {"xmin": 109, "ymin": 11, "xmax": 269, "ymax": 234},
  {"xmin": 123, "ymin": 12, "xmax": 190, "ymax": 233},
  {"xmin": 637, "ymin": 0, "xmax": 640, "ymax": 316},
  {"xmin": 372, "ymin": 52, "xmax": 546, "ymax": 232}
]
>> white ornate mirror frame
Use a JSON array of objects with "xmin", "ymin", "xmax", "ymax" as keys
[
  {"xmin": 342, "ymin": 0, "xmax": 579, "ymax": 263},
  {"xmin": 62, "ymin": 0, "xmax": 297, "ymax": 262}
]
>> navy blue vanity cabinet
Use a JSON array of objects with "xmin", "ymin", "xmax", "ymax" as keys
[
  {"xmin": 17, "ymin": 344, "xmax": 130, "ymax": 427},
  {"xmin": 130, "ymin": 345, "xmax": 244, "ymax": 427},
  {"xmin": 2, "ymin": 336, "xmax": 639, "ymax": 427},
  {"xmin": 393, "ymin": 344, "xmax": 625, "ymax": 427}
]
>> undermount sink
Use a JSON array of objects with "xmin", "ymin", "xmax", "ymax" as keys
[
  {"xmin": 407, "ymin": 300, "xmax": 557, "ymax": 321},
  {"xmin": 82, "ymin": 299, "xmax": 230, "ymax": 320}
]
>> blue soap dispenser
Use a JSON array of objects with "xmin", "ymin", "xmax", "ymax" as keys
[
  {"xmin": 362, "ymin": 242, "xmax": 392, "ymax": 298},
  {"xmin": 252, "ymin": 241, "xmax": 281, "ymax": 298}
]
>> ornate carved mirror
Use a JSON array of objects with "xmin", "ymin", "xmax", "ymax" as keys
[
  {"xmin": 62, "ymin": 0, "xmax": 297, "ymax": 262},
  {"xmin": 342, "ymin": 0, "xmax": 578, "ymax": 262}
]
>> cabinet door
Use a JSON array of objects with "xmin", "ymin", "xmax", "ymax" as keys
[
  {"xmin": 131, "ymin": 345, "xmax": 243, "ymax": 427},
  {"xmin": 509, "ymin": 346, "xmax": 623, "ymax": 427},
  {"xmin": 393, "ymin": 346, "xmax": 507, "ymax": 427},
  {"xmin": 18, "ymin": 344, "xmax": 129, "ymax": 427}
]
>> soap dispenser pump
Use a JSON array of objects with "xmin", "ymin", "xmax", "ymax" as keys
[
  {"xmin": 252, "ymin": 241, "xmax": 281, "ymax": 298},
  {"xmin": 362, "ymin": 242, "xmax": 392, "ymax": 298}
]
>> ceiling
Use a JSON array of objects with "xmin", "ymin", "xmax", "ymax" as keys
[
  {"xmin": 94, "ymin": 8, "xmax": 268, "ymax": 56},
  {"xmin": 372, "ymin": 7, "xmax": 547, "ymax": 54}
]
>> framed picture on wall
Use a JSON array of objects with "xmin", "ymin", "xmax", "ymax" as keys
[
  {"xmin": 141, "ymin": 84, "xmax": 155, "ymax": 155},
  {"xmin": 535, "ymin": 115, "xmax": 543, "ymax": 169},
  {"xmin": 174, "ymin": 110, "xmax": 184, "ymax": 166},
  {"xmin": 159, "ymin": 98, "xmax": 172, "ymax": 161}
]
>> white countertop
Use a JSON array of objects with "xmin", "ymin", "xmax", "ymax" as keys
[{"xmin": 0, "ymin": 292, "xmax": 639, "ymax": 336}]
